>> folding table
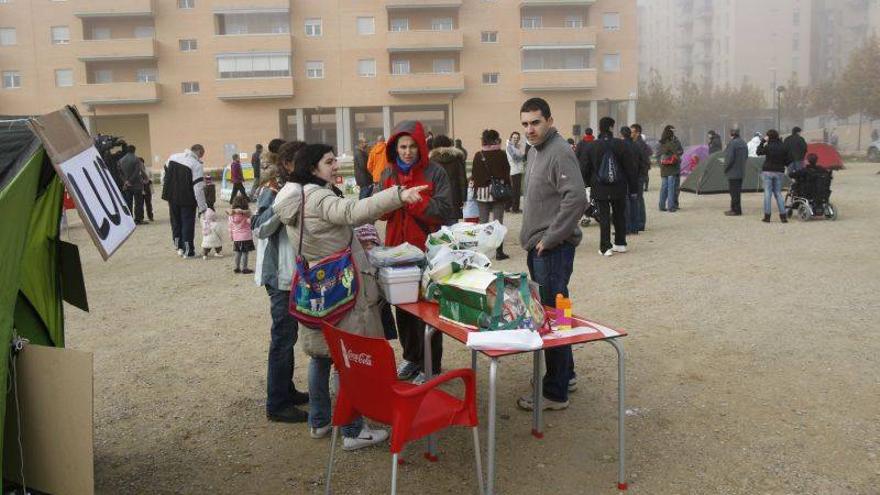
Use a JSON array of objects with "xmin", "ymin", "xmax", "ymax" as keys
[{"xmin": 395, "ymin": 301, "xmax": 628, "ymax": 494}]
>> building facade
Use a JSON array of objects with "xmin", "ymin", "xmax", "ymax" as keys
[
  {"xmin": 639, "ymin": 0, "xmax": 813, "ymax": 102},
  {"xmin": 0, "ymin": 0, "xmax": 637, "ymax": 171}
]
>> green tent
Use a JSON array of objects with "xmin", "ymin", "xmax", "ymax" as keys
[
  {"xmin": 681, "ymin": 151, "xmax": 791, "ymax": 194},
  {"xmin": 0, "ymin": 116, "xmax": 86, "ymax": 484}
]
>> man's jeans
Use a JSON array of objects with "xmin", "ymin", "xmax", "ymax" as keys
[
  {"xmin": 659, "ymin": 175, "xmax": 680, "ymax": 210},
  {"xmin": 527, "ymin": 243, "xmax": 576, "ymax": 403},
  {"xmin": 308, "ymin": 356, "xmax": 363, "ymax": 438},
  {"xmin": 762, "ymin": 172, "xmax": 785, "ymax": 215},
  {"xmin": 358, "ymin": 183, "xmax": 373, "ymax": 200},
  {"xmin": 626, "ymin": 177, "xmax": 647, "ymax": 232},
  {"xmin": 266, "ymin": 286, "xmax": 299, "ymax": 414}
]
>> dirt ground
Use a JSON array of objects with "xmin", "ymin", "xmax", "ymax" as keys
[{"xmin": 64, "ymin": 164, "xmax": 880, "ymax": 495}]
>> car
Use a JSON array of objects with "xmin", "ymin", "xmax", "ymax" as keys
[{"xmin": 867, "ymin": 139, "xmax": 880, "ymax": 162}]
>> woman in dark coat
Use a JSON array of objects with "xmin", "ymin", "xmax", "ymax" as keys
[
  {"xmin": 655, "ymin": 125, "xmax": 684, "ymax": 212},
  {"xmin": 757, "ymin": 129, "xmax": 790, "ymax": 223},
  {"xmin": 471, "ymin": 129, "xmax": 511, "ymax": 259},
  {"xmin": 429, "ymin": 135, "xmax": 467, "ymax": 224}
]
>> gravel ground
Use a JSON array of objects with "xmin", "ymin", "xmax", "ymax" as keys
[{"xmin": 65, "ymin": 163, "xmax": 880, "ymax": 494}]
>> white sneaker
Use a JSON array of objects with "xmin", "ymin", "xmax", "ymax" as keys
[
  {"xmin": 396, "ymin": 360, "xmax": 420, "ymax": 381},
  {"xmin": 214, "ymin": 253, "xmax": 224, "ymax": 258},
  {"xmin": 310, "ymin": 424, "xmax": 331, "ymax": 439},
  {"xmin": 202, "ymin": 255, "xmax": 208, "ymax": 260},
  {"xmin": 177, "ymin": 249, "xmax": 184, "ymax": 257},
  {"xmin": 412, "ymin": 372, "xmax": 428, "ymax": 385},
  {"xmin": 343, "ymin": 425, "xmax": 389, "ymax": 451},
  {"xmin": 612, "ymin": 245, "xmax": 627, "ymax": 253},
  {"xmin": 599, "ymin": 249, "xmax": 614, "ymax": 257}
]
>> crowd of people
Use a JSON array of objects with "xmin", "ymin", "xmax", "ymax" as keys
[{"xmin": 150, "ymin": 96, "xmax": 831, "ymax": 457}]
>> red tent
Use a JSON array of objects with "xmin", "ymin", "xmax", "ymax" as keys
[{"xmin": 806, "ymin": 142, "xmax": 844, "ymax": 170}]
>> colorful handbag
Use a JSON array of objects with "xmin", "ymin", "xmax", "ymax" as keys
[{"xmin": 289, "ymin": 188, "xmax": 359, "ymax": 328}]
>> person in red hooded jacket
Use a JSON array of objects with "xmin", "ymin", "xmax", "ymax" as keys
[{"xmin": 377, "ymin": 120, "xmax": 452, "ymax": 384}]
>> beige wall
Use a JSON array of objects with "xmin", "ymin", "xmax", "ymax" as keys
[
  {"xmin": 0, "ymin": 0, "xmax": 637, "ymax": 172},
  {"xmin": 93, "ymin": 114, "xmax": 152, "ymax": 162}
]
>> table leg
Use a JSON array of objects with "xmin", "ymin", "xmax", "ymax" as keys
[
  {"xmin": 487, "ymin": 357, "xmax": 498, "ymax": 495},
  {"xmin": 423, "ymin": 324, "xmax": 438, "ymax": 461},
  {"xmin": 531, "ymin": 350, "xmax": 544, "ymax": 439},
  {"xmin": 471, "ymin": 350, "xmax": 478, "ymax": 373},
  {"xmin": 605, "ymin": 338, "xmax": 627, "ymax": 491}
]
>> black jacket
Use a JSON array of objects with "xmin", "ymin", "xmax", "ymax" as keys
[
  {"xmin": 757, "ymin": 140, "xmax": 789, "ymax": 173},
  {"xmin": 578, "ymin": 134, "xmax": 638, "ymax": 200},
  {"xmin": 633, "ymin": 137, "xmax": 652, "ymax": 178},
  {"xmin": 783, "ymin": 134, "xmax": 807, "ymax": 163},
  {"xmin": 708, "ymin": 134, "xmax": 723, "ymax": 153}
]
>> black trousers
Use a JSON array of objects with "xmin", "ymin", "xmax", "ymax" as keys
[
  {"xmin": 143, "ymin": 188, "xmax": 154, "ymax": 220},
  {"xmin": 396, "ymin": 307, "xmax": 442, "ymax": 374},
  {"xmin": 729, "ymin": 179, "xmax": 743, "ymax": 214},
  {"xmin": 596, "ymin": 197, "xmax": 627, "ymax": 253},
  {"xmin": 169, "ymin": 203, "xmax": 196, "ymax": 255},
  {"xmin": 123, "ymin": 189, "xmax": 144, "ymax": 222},
  {"xmin": 509, "ymin": 173, "xmax": 522, "ymax": 212},
  {"xmin": 230, "ymin": 182, "xmax": 248, "ymax": 203}
]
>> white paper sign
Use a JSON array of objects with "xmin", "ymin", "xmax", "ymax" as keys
[{"xmin": 61, "ymin": 146, "xmax": 135, "ymax": 260}]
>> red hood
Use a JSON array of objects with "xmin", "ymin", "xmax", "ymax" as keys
[{"xmin": 385, "ymin": 120, "xmax": 430, "ymax": 174}]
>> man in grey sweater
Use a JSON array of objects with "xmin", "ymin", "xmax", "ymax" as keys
[
  {"xmin": 517, "ymin": 98, "xmax": 588, "ymax": 411},
  {"xmin": 724, "ymin": 129, "xmax": 748, "ymax": 216},
  {"xmin": 118, "ymin": 144, "xmax": 146, "ymax": 224}
]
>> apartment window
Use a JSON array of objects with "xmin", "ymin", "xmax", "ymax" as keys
[
  {"xmin": 564, "ymin": 16, "xmax": 584, "ymax": 28},
  {"xmin": 92, "ymin": 27, "xmax": 111, "ymax": 40},
  {"xmin": 482, "ymin": 72, "xmax": 499, "ymax": 85},
  {"xmin": 55, "ymin": 69, "xmax": 73, "ymax": 87},
  {"xmin": 481, "ymin": 31, "xmax": 498, "ymax": 43},
  {"xmin": 217, "ymin": 13, "xmax": 290, "ymax": 35},
  {"xmin": 3, "ymin": 71, "xmax": 21, "ymax": 89},
  {"xmin": 521, "ymin": 17, "xmax": 542, "ymax": 29},
  {"xmin": 0, "ymin": 28, "xmax": 16, "ymax": 46},
  {"xmin": 356, "ymin": 17, "xmax": 375, "ymax": 35},
  {"xmin": 179, "ymin": 39, "xmax": 197, "ymax": 51},
  {"xmin": 136, "ymin": 68, "xmax": 157, "ymax": 83},
  {"xmin": 93, "ymin": 69, "xmax": 112, "ymax": 83},
  {"xmin": 134, "ymin": 26, "xmax": 155, "ymax": 38},
  {"xmin": 603, "ymin": 53, "xmax": 621, "ymax": 72},
  {"xmin": 357, "ymin": 59, "xmax": 376, "ymax": 77},
  {"xmin": 51, "ymin": 26, "xmax": 70, "ymax": 44},
  {"xmin": 0, "ymin": 0, "xmax": 10, "ymax": 4},
  {"xmin": 217, "ymin": 53, "xmax": 291, "ymax": 78},
  {"xmin": 522, "ymin": 48, "xmax": 592, "ymax": 71},
  {"xmin": 431, "ymin": 18, "xmax": 454, "ymax": 31},
  {"xmin": 390, "ymin": 18, "xmax": 409, "ymax": 32},
  {"xmin": 391, "ymin": 60, "xmax": 410, "ymax": 75},
  {"xmin": 306, "ymin": 61, "xmax": 324, "ymax": 79},
  {"xmin": 793, "ymin": 11, "xmax": 800, "ymax": 26},
  {"xmin": 178, "ymin": 0, "xmax": 194, "ymax": 9},
  {"xmin": 181, "ymin": 81, "xmax": 199, "ymax": 94},
  {"xmin": 603, "ymin": 13, "xmax": 620, "ymax": 31},
  {"xmin": 433, "ymin": 58, "xmax": 454, "ymax": 74},
  {"xmin": 305, "ymin": 18, "xmax": 322, "ymax": 37}
]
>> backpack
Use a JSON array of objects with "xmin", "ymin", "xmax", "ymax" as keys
[{"xmin": 597, "ymin": 139, "xmax": 621, "ymax": 185}]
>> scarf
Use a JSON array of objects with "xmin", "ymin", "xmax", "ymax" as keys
[
  {"xmin": 481, "ymin": 144, "xmax": 502, "ymax": 152},
  {"xmin": 396, "ymin": 156, "xmax": 414, "ymax": 174}
]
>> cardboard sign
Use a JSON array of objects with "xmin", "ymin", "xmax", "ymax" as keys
[
  {"xmin": 3, "ymin": 345, "xmax": 94, "ymax": 495},
  {"xmin": 29, "ymin": 107, "xmax": 135, "ymax": 260}
]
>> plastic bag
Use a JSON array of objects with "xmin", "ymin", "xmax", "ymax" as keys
[
  {"xmin": 427, "ymin": 249, "xmax": 492, "ymax": 282},
  {"xmin": 449, "ymin": 221, "xmax": 507, "ymax": 256},
  {"xmin": 367, "ymin": 242, "xmax": 425, "ymax": 267},
  {"xmin": 426, "ymin": 227, "xmax": 456, "ymax": 261}
]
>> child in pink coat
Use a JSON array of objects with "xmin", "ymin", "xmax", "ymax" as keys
[{"xmin": 227, "ymin": 195, "xmax": 254, "ymax": 274}]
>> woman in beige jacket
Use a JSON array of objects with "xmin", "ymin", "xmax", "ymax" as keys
[{"xmin": 273, "ymin": 143, "xmax": 426, "ymax": 451}]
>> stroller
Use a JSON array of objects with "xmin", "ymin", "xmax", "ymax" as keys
[
  {"xmin": 785, "ymin": 169, "xmax": 837, "ymax": 221},
  {"xmin": 580, "ymin": 187, "xmax": 600, "ymax": 227}
]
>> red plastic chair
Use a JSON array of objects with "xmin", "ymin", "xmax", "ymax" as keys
[{"xmin": 321, "ymin": 322, "xmax": 484, "ymax": 495}]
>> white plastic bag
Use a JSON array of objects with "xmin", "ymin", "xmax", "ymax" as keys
[
  {"xmin": 427, "ymin": 249, "xmax": 492, "ymax": 282},
  {"xmin": 449, "ymin": 221, "xmax": 507, "ymax": 256},
  {"xmin": 367, "ymin": 242, "xmax": 425, "ymax": 267}
]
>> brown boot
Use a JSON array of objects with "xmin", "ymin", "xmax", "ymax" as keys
[
  {"xmin": 762, "ymin": 214, "xmax": 771, "ymax": 223},
  {"xmin": 780, "ymin": 214, "xmax": 788, "ymax": 223}
]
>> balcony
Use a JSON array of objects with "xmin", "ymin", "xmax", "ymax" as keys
[
  {"xmin": 388, "ymin": 72, "xmax": 465, "ymax": 95},
  {"xmin": 215, "ymin": 77, "xmax": 294, "ymax": 100},
  {"xmin": 520, "ymin": 27, "xmax": 597, "ymax": 49},
  {"xmin": 387, "ymin": 30, "xmax": 463, "ymax": 53},
  {"xmin": 520, "ymin": 68, "xmax": 597, "ymax": 92},
  {"xmin": 74, "ymin": 0, "xmax": 154, "ymax": 18},
  {"xmin": 385, "ymin": 0, "xmax": 462, "ymax": 10},
  {"xmin": 519, "ymin": 0, "xmax": 596, "ymax": 5},
  {"xmin": 77, "ymin": 38, "xmax": 157, "ymax": 62},
  {"xmin": 80, "ymin": 82, "xmax": 160, "ymax": 106},
  {"xmin": 212, "ymin": 34, "xmax": 292, "ymax": 54}
]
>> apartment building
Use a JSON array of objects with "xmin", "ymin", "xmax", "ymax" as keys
[
  {"xmin": 639, "ymin": 0, "xmax": 812, "ymax": 103},
  {"xmin": 811, "ymin": 0, "xmax": 877, "ymax": 83},
  {"xmin": 0, "ymin": 0, "xmax": 637, "ymax": 171}
]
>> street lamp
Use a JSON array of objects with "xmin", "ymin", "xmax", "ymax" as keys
[{"xmin": 776, "ymin": 85, "xmax": 786, "ymax": 130}]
